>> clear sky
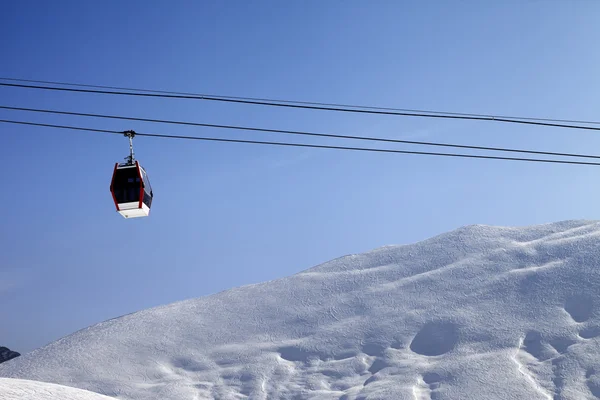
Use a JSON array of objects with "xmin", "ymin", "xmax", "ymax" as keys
[{"xmin": 2, "ymin": 1, "xmax": 600, "ymax": 353}]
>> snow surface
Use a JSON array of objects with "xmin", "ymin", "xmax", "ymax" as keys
[
  {"xmin": 0, "ymin": 378, "xmax": 115, "ymax": 400},
  {"xmin": 3, "ymin": 220, "xmax": 600, "ymax": 399}
]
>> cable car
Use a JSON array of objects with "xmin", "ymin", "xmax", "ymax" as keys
[{"xmin": 110, "ymin": 131, "xmax": 153, "ymax": 218}]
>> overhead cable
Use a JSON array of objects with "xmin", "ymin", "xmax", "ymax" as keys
[
  {"xmin": 2, "ymin": 76, "xmax": 599, "ymax": 126},
  {"xmin": 2, "ymin": 82, "xmax": 600, "ymax": 132},
  {"xmin": 1, "ymin": 104, "xmax": 599, "ymax": 160},
  {"xmin": 2, "ymin": 118, "xmax": 600, "ymax": 166}
]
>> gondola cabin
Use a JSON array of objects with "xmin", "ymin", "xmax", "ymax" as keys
[{"xmin": 110, "ymin": 161, "xmax": 153, "ymax": 218}]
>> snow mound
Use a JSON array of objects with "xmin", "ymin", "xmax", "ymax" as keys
[
  {"xmin": 0, "ymin": 378, "xmax": 115, "ymax": 400},
  {"xmin": 3, "ymin": 220, "xmax": 600, "ymax": 399}
]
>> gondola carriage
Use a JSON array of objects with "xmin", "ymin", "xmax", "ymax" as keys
[{"xmin": 110, "ymin": 130, "xmax": 153, "ymax": 218}]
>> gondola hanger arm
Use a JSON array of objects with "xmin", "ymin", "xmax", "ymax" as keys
[{"xmin": 123, "ymin": 130, "xmax": 136, "ymax": 165}]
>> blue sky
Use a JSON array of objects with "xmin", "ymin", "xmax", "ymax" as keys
[{"xmin": 2, "ymin": 1, "xmax": 600, "ymax": 353}]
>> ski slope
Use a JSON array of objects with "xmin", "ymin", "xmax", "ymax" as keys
[
  {"xmin": 2, "ymin": 220, "xmax": 600, "ymax": 399},
  {"xmin": 0, "ymin": 378, "xmax": 115, "ymax": 400}
]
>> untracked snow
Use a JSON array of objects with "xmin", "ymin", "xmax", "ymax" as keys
[
  {"xmin": 0, "ymin": 378, "xmax": 115, "ymax": 400},
  {"xmin": 3, "ymin": 220, "xmax": 600, "ymax": 399}
]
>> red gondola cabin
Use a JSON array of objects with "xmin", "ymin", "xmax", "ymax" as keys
[{"xmin": 110, "ymin": 161, "xmax": 153, "ymax": 218}]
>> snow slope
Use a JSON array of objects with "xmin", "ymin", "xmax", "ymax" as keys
[
  {"xmin": 3, "ymin": 220, "xmax": 600, "ymax": 399},
  {"xmin": 0, "ymin": 378, "xmax": 115, "ymax": 400}
]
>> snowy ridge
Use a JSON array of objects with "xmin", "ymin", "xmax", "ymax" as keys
[
  {"xmin": 0, "ymin": 378, "xmax": 115, "ymax": 400},
  {"xmin": 2, "ymin": 220, "xmax": 600, "ymax": 399}
]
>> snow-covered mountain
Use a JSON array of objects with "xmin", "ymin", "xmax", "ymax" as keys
[
  {"xmin": 2, "ymin": 220, "xmax": 600, "ymax": 399},
  {"xmin": 1, "ymin": 378, "xmax": 115, "ymax": 400},
  {"xmin": 0, "ymin": 347, "xmax": 20, "ymax": 364}
]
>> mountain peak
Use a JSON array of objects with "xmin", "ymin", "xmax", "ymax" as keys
[{"xmin": 0, "ymin": 348, "xmax": 20, "ymax": 365}]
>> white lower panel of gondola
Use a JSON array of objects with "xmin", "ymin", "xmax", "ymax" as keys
[{"xmin": 116, "ymin": 202, "xmax": 150, "ymax": 218}]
